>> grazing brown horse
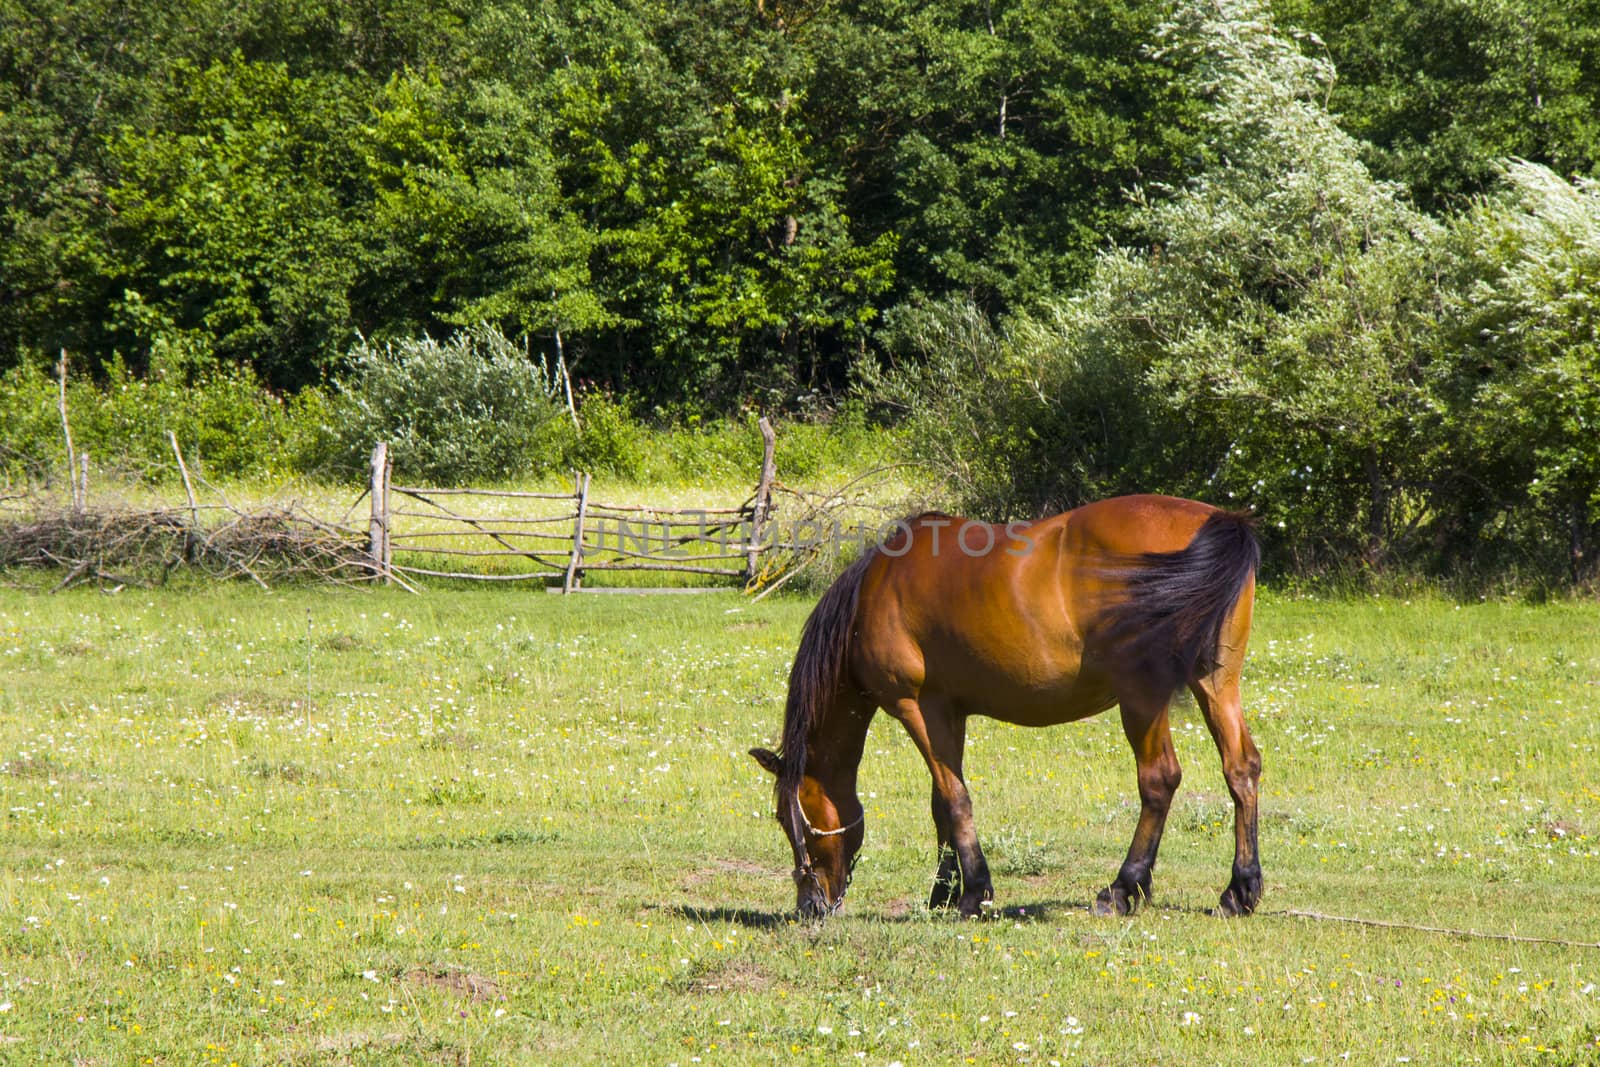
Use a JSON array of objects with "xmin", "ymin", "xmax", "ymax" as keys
[{"xmin": 750, "ymin": 494, "xmax": 1262, "ymax": 920}]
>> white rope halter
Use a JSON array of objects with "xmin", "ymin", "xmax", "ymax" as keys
[{"xmin": 797, "ymin": 800, "xmax": 864, "ymax": 838}]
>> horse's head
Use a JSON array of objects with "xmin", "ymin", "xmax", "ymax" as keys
[{"xmin": 750, "ymin": 746, "xmax": 863, "ymax": 919}]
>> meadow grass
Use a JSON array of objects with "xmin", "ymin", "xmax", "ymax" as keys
[{"xmin": 0, "ymin": 584, "xmax": 1596, "ymax": 1065}]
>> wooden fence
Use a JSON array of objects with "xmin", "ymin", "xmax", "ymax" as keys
[{"xmin": 364, "ymin": 418, "xmax": 780, "ymax": 593}]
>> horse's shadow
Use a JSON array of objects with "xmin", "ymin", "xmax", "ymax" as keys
[
  {"xmin": 659, "ymin": 903, "xmax": 792, "ymax": 929},
  {"xmin": 658, "ymin": 897, "xmax": 1220, "ymax": 928},
  {"xmin": 981, "ymin": 898, "xmax": 1222, "ymax": 922}
]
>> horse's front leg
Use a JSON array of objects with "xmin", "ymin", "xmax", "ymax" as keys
[
  {"xmin": 893, "ymin": 698, "xmax": 992, "ymax": 916},
  {"xmin": 1095, "ymin": 696, "xmax": 1180, "ymax": 917}
]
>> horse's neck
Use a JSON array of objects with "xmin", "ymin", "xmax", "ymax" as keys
[{"xmin": 805, "ymin": 704, "xmax": 874, "ymax": 793}]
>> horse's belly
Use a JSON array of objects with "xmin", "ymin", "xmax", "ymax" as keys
[{"xmin": 924, "ymin": 648, "xmax": 1116, "ymax": 727}]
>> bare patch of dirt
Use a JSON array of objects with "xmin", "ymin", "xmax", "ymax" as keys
[
  {"xmin": 682, "ymin": 857, "xmax": 776, "ymax": 888},
  {"xmin": 1541, "ymin": 818, "xmax": 1585, "ymax": 841},
  {"xmin": 3, "ymin": 753, "xmax": 66, "ymax": 779},
  {"xmin": 206, "ymin": 687, "xmax": 299, "ymax": 716},
  {"xmin": 312, "ymin": 1030, "xmax": 407, "ymax": 1054},
  {"xmin": 882, "ymin": 897, "xmax": 916, "ymax": 920},
  {"xmin": 404, "ymin": 968, "xmax": 502, "ymax": 1002},
  {"xmin": 688, "ymin": 958, "xmax": 772, "ymax": 995},
  {"xmin": 244, "ymin": 757, "xmax": 321, "ymax": 783},
  {"xmin": 710, "ymin": 857, "xmax": 770, "ymax": 876},
  {"xmin": 420, "ymin": 730, "xmax": 480, "ymax": 752},
  {"xmin": 320, "ymin": 632, "xmax": 366, "ymax": 652}
]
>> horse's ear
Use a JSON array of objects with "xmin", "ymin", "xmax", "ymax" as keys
[{"xmin": 749, "ymin": 747, "xmax": 783, "ymax": 777}]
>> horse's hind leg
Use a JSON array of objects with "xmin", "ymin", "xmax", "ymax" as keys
[
  {"xmin": 1191, "ymin": 673, "xmax": 1262, "ymax": 916},
  {"xmin": 889, "ymin": 696, "xmax": 992, "ymax": 916},
  {"xmin": 1095, "ymin": 690, "xmax": 1181, "ymax": 917}
]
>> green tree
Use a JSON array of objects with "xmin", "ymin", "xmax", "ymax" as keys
[
  {"xmin": 0, "ymin": 0, "xmax": 491, "ymax": 382},
  {"xmin": 879, "ymin": 0, "xmax": 1451, "ymax": 571},
  {"xmin": 1434, "ymin": 161, "xmax": 1600, "ymax": 581},
  {"xmin": 1276, "ymin": 0, "xmax": 1600, "ymax": 210},
  {"xmin": 355, "ymin": 69, "xmax": 609, "ymax": 345},
  {"xmin": 1132, "ymin": 0, "xmax": 1448, "ymax": 567},
  {"xmin": 0, "ymin": 0, "xmax": 219, "ymax": 369},
  {"xmin": 799, "ymin": 0, "xmax": 1204, "ymax": 314},
  {"xmin": 539, "ymin": 0, "xmax": 898, "ymax": 403},
  {"xmin": 104, "ymin": 55, "xmax": 365, "ymax": 386}
]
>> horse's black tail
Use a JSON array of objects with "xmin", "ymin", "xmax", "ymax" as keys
[
  {"xmin": 777, "ymin": 547, "xmax": 879, "ymax": 796},
  {"xmin": 1099, "ymin": 511, "xmax": 1260, "ymax": 693}
]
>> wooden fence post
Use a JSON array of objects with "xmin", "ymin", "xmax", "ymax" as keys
[
  {"xmin": 746, "ymin": 417, "xmax": 777, "ymax": 584},
  {"xmin": 168, "ymin": 431, "xmax": 201, "ymax": 562},
  {"xmin": 564, "ymin": 471, "xmax": 590, "ymax": 593},
  {"xmin": 57, "ymin": 350, "xmax": 84, "ymax": 513},
  {"xmin": 369, "ymin": 442, "xmax": 391, "ymax": 582}
]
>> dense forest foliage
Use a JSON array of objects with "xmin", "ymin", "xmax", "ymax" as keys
[
  {"xmin": 6, "ymin": 0, "xmax": 1597, "ymax": 397},
  {"xmin": 0, "ymin": 0, "xmax": 1195, "ymax": 399},
  {"xmin": 4, "ymin": 0, "xmax": 1600, "ymax": 583},
  {"xmin": 878, "ymin": 1, "xmax": 1600, "ymax": 584}
]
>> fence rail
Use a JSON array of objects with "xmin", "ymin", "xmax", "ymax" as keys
[
  {"xmin": 3, "ymin": 413, "xmax": 885, "ymax": 595},
  {"xmin": 365, "ymin": 418, "xmax": 779, "ymax": 592}
]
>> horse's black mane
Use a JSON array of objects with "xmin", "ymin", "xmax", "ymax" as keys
[{"xmin": 776, "ymin": 546, "xmax": 880, "ymax": 795}]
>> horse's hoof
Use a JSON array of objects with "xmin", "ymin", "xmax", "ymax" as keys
[
  {"xmin": 1214, "ymin": 891, "xmax": 1249, "ymax": 917},
  {"xmin": 1214, "ymin": 866, "xmax": 1261, "ymax": 917},
  {"xmin": 1092, "ymin": 885, "xmax": 1133, "ymax": 917},
  {"xmin": 957, "ymin": 895, "xmax": 995, "ymax": 919},
  {"xmin": 1216, "ymin": 881, "xmax": 1260, "ymax": 917}
]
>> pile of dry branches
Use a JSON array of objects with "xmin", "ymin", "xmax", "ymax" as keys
[{"xmin": 0, "ymin": 498, "xmax": 377, "ymax": 592}]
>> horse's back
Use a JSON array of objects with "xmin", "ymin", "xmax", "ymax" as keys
[
  {"xmin": 1058, "ymin": 493, "xmax": 1221, "ymax": 557},
  {"xmin": 847, "ymin": 495, "xmax": 1231, "ymax": 721}
]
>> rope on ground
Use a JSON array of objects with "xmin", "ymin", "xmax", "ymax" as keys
[{"xmin": 1278, "ymin": 908, "xmax": 1600, "ymax": 950}]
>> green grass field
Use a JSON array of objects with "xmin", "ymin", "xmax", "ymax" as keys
[{"xmin": 1, "ymin": 584, "xmax": 1597, "ymax": 1065}]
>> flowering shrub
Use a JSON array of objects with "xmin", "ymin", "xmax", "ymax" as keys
[{"xmin": 317, "ymin": 323, "xmax": 567, "ymax": 483}]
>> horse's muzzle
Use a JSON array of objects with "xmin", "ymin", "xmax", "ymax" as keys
[
  {"xmin": 796, "ymin": 889, "xmax": 841, "ymax": 920},
  {"xmin": 793, "ymin": 868, "xmax": 843, "ymax": 919}
]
